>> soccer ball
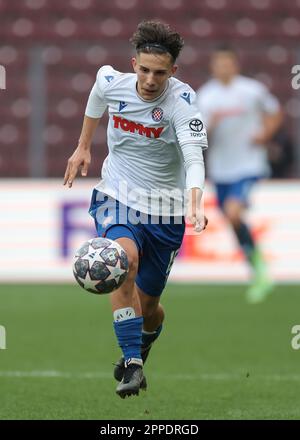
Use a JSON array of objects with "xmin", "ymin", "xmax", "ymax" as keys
[{"xmin": 73, "ymin": 237, "xmax": 129, "ymax": 294}]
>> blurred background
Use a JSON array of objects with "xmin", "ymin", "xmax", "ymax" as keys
[
  {"xmin": 0, "ymin": 0, "xmax": 299, "ymax": 282},
  {"xmin": 0, "ymin": 0, "xmax": 300, "ymax": 178},
  {"xmin": 1, "ymin": 0, "xmax": 300, "ymax": 420}
]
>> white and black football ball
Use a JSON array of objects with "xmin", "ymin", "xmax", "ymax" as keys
[{"xmin": 73, "ymin": 237, "xmax": 129, "ymax": 294}]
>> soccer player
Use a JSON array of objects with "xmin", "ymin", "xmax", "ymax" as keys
[
  {"xmin": 64, "ymin": 20, "xmax": 208, "ymax": 398},
  {"xmin": 196, "ymin": 45, "xmax": 282, "ymax": 303}
]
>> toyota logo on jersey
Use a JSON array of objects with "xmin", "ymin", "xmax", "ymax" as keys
[
  {"xmin": 152, "ymin": 107, "xmax": 164, "ymax": 122},
  {"xmin": 189, "ymin": 119, "xmax": 203, "ymax": 132}
]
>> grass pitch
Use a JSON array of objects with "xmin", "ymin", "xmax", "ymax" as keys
[{"xmin": 0, "ymin": 283, "xmax": 299, "ymax": 420}]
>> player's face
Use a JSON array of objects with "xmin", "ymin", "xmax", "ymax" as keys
[
  {"xmin": 210, "ymin": 52, "xmax": 239, "ymax": 83},
  {"xmin": 132, "ymin": 52, "xmax": 177, "ymax": 100}
]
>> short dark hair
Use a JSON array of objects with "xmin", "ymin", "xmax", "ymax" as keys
[
  {"xmin": 213, "ymin": 43, "xmax": 238, "ymax": 56},
  {"xmin": 130, "ymin": 20, "xmax": 184, "ymax": 63}
]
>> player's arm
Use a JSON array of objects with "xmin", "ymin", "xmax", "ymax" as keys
[
  {"xmin": 253, "ymin": 85, "xmax": 283, "ymax": 145},
  {"xmin": 64, "ymin": 67, "xmax": 109, "ymax": 187},
  {"xmin": 63, "ymin": 116, "xmax": 100, "ymax": 188},
  {"xmin": 172, "ymin": 91, "xmax": 209, "ymax": 232},
  {"xmin": 253, "ymin": 110, "xmax": 283, "ymax": 145}
]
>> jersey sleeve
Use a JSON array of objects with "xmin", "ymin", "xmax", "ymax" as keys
[
  {"xmin": 257, "ymin": 82, "xmax": 280, "ymax": 114},
  {"xmin": 171, "ymin": 88, "xmax": 208, "ymax": 191},
  {"xmin": 84, "ymin": 65, "xmax": 114, "ymax": 118}
]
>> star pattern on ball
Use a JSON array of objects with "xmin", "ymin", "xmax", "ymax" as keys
[{"xmin": 76, "ymin": 269, "xmax": 102, "ymax": 291}]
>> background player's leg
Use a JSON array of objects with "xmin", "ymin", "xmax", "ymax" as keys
[
  {"xmin": 223, "ymin": 198, "xmax": 256, "ymax": 261},
  {"xmin": 223, "ymin": 198, "xmax": 273, "ymax": 302}
]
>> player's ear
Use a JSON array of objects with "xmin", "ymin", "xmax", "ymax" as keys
[
  {"xmin": 131, "ymin": 57, "xmax": 137, "ymax": 72},
  {"xmin": 170, "ymin": 64, "xmax": 178, "ymax": 77}
]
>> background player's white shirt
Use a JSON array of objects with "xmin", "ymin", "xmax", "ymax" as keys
[
  {"xmin": 196, "ymin": 75, "xmax": 280, "ymax": 183},
  {"xmin": 85, "ymin": 65, "xmax": 207, "ymax": 215}
]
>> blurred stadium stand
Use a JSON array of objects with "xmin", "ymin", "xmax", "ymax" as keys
[{"xmin": 0, "ymin": 0, "xmax": 299, "ymax": 178}]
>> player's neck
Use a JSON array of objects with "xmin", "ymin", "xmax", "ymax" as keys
[{"xmin": 217, "ymin": 74, "xmax": 237, "ymax": 86}]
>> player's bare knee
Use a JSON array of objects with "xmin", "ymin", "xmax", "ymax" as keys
[
  {"xmin": 126, "ymin": 255, "xmax": 139, "ymax": 280},
  {"xmin": 115, "ymin": 238, "xmax": 139, "ymax": 277},
  {"xmin": 224, "ymin": 202, "xmax": 243, "ymax": 227},
  {"xmin": 226, "ymin": 213, "xmax": 242, "ymax": 229}
]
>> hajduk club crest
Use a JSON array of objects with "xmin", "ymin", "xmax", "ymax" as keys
[{"xmin": 152, "ymin": 107, "xmax": 164, "ymax": 122}]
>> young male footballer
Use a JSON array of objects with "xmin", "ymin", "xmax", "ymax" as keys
[
  {"xmin": 197, "ymin": 45, "xmax": 282, "ymax": 304},
  {"xmin": 64, "ymin": 20, "xmax": 208, "ymax": 398}
]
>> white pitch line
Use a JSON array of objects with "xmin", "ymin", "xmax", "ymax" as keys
[{"xmin": 0, "ymin": 371, "xmax": 300, "ymax": 381}]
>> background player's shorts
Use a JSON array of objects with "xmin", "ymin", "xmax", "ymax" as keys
[
  {"xmin": 89, "ymin": 190, "xmax": 185, "ymax": 297},
  {"xmin": 215, "ymin": 176, "xmax": 260, "ymax": 210}
]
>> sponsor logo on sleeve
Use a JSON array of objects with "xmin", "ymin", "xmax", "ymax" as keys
[{"xmin": 189, "ymin": 119, "xmax": 206, "ymax": 137}]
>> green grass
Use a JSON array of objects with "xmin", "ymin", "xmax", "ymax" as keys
[{"xmin": 0, "ymin": 283, "xmax": 300, "ymax": 420}]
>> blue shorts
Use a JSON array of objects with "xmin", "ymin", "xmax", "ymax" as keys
[
  {"xmin": 215, "ymin": 177, "xmax": 259, "ymax": 210},
  {"xmin": 88, "ymin": 190, "xmax": 185, "ymax": 297}
]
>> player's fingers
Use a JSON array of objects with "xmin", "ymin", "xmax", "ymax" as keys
[
  {"xmin": 81, "ymin": 161, "xmax": 90, "ymax": 177},
  {"xmin": 66, "ymin": 163, "xmax": 78, "ymax": 188},
  {"xmin": 63, "ymin": 163, "xmax": 70, "ymax": 185},
  {"xmin": 194, "ymin": 222, "xmax": 202, "ymax": 232},
  {"xmin": 187, "ymin": 214, "xmax": 196, "ymax": 226},
  {"xmin": 194, "ymin": 215, "xmax": 208, "ymax": 232}
]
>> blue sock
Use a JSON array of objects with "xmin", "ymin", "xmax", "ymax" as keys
[
  {"xmin": 113, "ymin": 316, "xmax": 143, "ymax": 364},
  {"xmin": 142, "ymin": 324, "xmax": 163, "ymax": 349}
]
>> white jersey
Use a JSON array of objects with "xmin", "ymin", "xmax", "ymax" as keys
[
  {"xmin": 85, "ymin": 65, "xmax": 207, "ymax": 215},
  {"xmin": 196, "ymin": 75, "xmax": 280, "ymax": 183}
]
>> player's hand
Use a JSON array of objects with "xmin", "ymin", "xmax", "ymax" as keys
[
  {"xmin": 252, "ymin": 132, "xmax": 268, "ymax": 145},
  {"xmin": 186, "ymin": 188, "xmax": 208, "ymax": 233},
  {"xmin": 63, "ymin": 146, "xmax": 91, "ymax": 188},
  {"xmin": 187, "ymin": 211, "xmax": 208, "ymax": 232}
]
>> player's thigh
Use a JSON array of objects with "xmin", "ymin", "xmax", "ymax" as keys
[
  {"xmin": 223, "ymin": 178, "xmax": 257, "ymax": 224},
  {"xmin": 135, "ymin": 245, "xmax": 180, "ymax": 298}
]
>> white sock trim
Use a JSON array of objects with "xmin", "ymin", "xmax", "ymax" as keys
[
  {"xmin": 113, "ymin": 307, "xmax": 135, "ymax": 322},
  {"xmin": 125, "ymin": 358, "xmax": 143, "ymax": 367},
  {"xmin": 142, "ymin": 329, "xmax": 157, "ymax": 335}
]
